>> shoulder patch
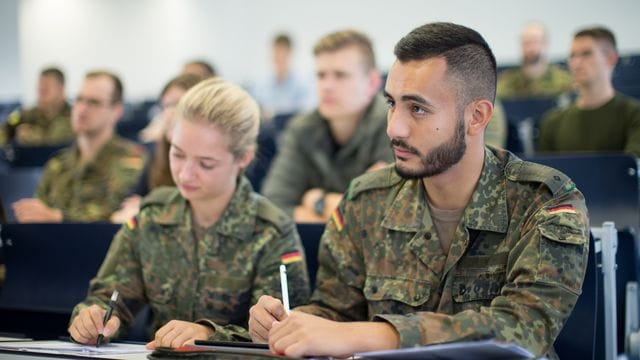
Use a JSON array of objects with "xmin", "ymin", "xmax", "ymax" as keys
[
  {"xmin": 505, "ymin": 160, "xmax": 573, "ymax": 195},
  {"xmin": 256, "ymin": 195, "xmax": 294, "ymax": 234},
  {"xmin": 140, "ymin": 186, "xmax": 179, "ymax": 210},
  {"xmin": 347, "ymin": 165, "xmax": 400, "ymax": 201}
]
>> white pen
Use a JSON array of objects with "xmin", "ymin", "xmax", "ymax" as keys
[{"xmin": 279, "ymin": 264, "xmax": 290, "ymax": 314}]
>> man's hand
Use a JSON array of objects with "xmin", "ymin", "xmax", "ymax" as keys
[
  {"xmin": 268, "ymin": 312, "xmax": 399, "ymax": 358},
  {"xmin": 110, "ymin": 195, "xmax": 142, "ymax": 223},
  {"xmin": 12, "ymin": 198, "xmax": 63, "ymax": 223},
  {"xmin": 146, "ymin": 320, "xmax": 214, "ymax": 349},
  {"xmin": 248, "ymin": 295, "xmax": 289, "ymax": 343},
  {"xmin": 68, "ymin": 305, "xmax": 121, "ymax": 345}
]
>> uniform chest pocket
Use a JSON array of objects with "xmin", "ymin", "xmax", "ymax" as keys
[
  {"xmin": 452, "ymin": 270, "xmax": 505, "ymax": 303},
  {"xmin": 364, "ymin": 275, "xmax": 431, "ymax": 307}
]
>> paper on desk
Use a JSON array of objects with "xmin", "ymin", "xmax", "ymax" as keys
[
  {"xmin": 354, "ymin": 339, "xmax": 534, "ymax": 359},
  {"xmin": 0, "ymin": 340, "xmax": 150, "ymax": 356}
]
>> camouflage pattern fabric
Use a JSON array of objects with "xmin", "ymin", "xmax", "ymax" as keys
[
  {"xmin": 36, "ymin": 136, "xmax": 147, "ymax": 221},
  {"xmin": 71, "ymin": 177, "xmax": 310, "ymax": 341},
  {"xmin": 0, "ymin": 103, "xmax": 73, "ymax": 145},
  {"xmin": 497, "ymin": 65, "xmax": 572, "ymax": 99},
  {"xmin": 296, "ymin": 146, "xmax": 589, "ymax": 359}
]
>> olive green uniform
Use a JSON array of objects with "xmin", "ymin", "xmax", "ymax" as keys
[{"xmin": 36, "ymin": 136, "xmax": 147, "ymax": 221}]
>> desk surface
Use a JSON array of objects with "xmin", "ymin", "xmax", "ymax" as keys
[{"xmin": 0, "ymin": 340, "xmax": 149, "ymax": 360}]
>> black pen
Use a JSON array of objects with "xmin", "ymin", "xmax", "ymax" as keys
[{"xmin": 96, "ymin": 289, "xmax": 119, "ymax": 348}]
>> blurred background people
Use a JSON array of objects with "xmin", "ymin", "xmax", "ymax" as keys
[
  {"xmin": 0, "ymin": 67, "xmax": 73, "ymax": 146},
  {"xmin": 111, "ymin": 73, "xmax": 203, "ymax": 223},
  {"xmin": 12, "ymin": 70, "xmax": 147, "ymax": 222},
  {"xmin": 538, "ymin": 26, "xmax": 640, "ymax": 156},
  {"xmin": 497, "ymin": 22, "xmax": 572, "ymax": 99}
]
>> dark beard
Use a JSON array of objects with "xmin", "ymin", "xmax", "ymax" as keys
[{"xmin": 392, "ymin": 117, "xmax": 466, "ymax": 179}]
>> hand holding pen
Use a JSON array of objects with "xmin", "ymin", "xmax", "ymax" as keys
[{"xmin": 96, "ymin": 289, "xmax": 120, "ymax": 347}]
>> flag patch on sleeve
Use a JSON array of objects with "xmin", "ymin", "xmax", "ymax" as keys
[
  {"xmin": 281, "ymin": 251, "xmax": 303, "ymax": 264},
  {"xmin": 331, "ymin": 208, "xmax": 344, "ymax": 232},
  {"xmin": 126, "ymin": 216, "xmax": 138, "ymax": 230},
  {"xmin": 547, "ymin": 205, "xmax": 577, "ymax": 215}
]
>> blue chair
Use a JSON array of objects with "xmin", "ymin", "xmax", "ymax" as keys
[
  {"xmin": 296, "ymin": 223, "xmax": 324, "ymax": 291},
  {"xmin": 526, "ymin": 154, "xmax": 639, "ymax": 229},
  {"xmin": 502, "ymin": 96, "xmax": 560, "ymax": 155},
  {"xmin": 0, "ymin": 167, "xmax": 43, "ymax": 223},
  {"xmin": 0, "ymin": 143, "xmax": 68, "ymax": 168},
  {"xmin": 0, "ymin": 223, "xmax": 120, "ymax": 339}
]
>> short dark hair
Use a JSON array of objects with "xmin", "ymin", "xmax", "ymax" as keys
[
  {"xmin": 574, "ymin": 26, "xmax": 617, "ymax": 53},
  {"xmin": 85, "ymin": 70, "xmax": 124, "ymax": 104},
  {"xmin": 314, "ymin": 29, "xmax": 376, "ymax": 70},
  {"xmin": 40, "ymin": 67, "xmax": 65, "ymax": 86},
  {"xmin": 394, "ymin": 22, "xmax": 497, "ymax": 105},
  {"xmin": 273, "ymin": 33, "xmax": 292, "ymax": 48},
  {"xmin": 160, "ymin": 73, "xmax": 203, "ymax": 99},
  {"xmin": 185, "ymin": 60, "xmax": 216, "ymax": 77}
]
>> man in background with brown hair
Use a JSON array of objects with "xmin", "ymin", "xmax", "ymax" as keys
[
  {"xmin": 0, "ymin": 67, "xmax": 74, "ymax": 145},
  {"xmin": 12, "ymin": 70, "xmax": 147, "ymax": 222},
  {"xmin": 262, "ymin": 29, "xmax": 393, "ymax": 223},
  {"xmin": 538, "ymin": 26, "xmax": 640, "ymax": 156}
]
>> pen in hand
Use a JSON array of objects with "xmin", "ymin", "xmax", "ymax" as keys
[
  {"xmin": 96, "ymin": 289, "xmax": 119, "ymax": 348},
  {"xmin": 279, "ymin": 264, "xmax": 290, "ymax": 315}
]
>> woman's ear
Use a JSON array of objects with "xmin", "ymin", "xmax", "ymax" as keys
[
  {"xmin": 237, "ymin": 147, "xmax": 256, "ymax": 170},
  {"xmin": 467, "ymin": 99, "xmax": 494, "ymax": 136}
]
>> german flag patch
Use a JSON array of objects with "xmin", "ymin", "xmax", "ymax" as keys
[
  {"xmin": 331, "ymin": 208, "xmax": 344, "ymax": 232},
  {"xmin": 126, "ymin": 216, "xmax": 138, "ymax": 230},
  {"xmin": 281, "ymin": 251, "xmax": 303, "ymax": 265},
  {"xmin": 546, "ymin": 205, "xmax": 577, "ymax": 215}
]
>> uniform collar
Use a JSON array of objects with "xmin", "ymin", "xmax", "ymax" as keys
[
  {"xmin": 154, "ymin": 176, "xmax": 257, "ymax": 241},
  {"xmin": 381, "ymin": 148, "xmax": 509, "ymax": 234}
]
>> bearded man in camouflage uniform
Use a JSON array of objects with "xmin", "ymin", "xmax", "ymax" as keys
[
  {"xmin": 248, "ymin": 22, "xmax": 589, "ymax": 359},
  {"xmin": 12, "ymin": 71, "xmax": 146, "ymax": 222}
]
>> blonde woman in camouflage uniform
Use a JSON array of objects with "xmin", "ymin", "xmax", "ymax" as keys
[{"xmin": 69, "ymin": 78, "xmax": 310, "ymax": 348}]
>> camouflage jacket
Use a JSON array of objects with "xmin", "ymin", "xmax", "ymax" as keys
[
  {"xmin": 0, "ymin": 102, "xmax": 73, "ymax": 145},
  {"xmin": 497, "ymin": 64, "xmax": 572, "ymax": 99},
  {"xmin": 71, "ymin": 177, "xmax": 310, "ymax": 341},
  {"xmin": 296, "ymin": 147, "xmax": 589, "ymax": 358},
  {"xmin": 36, "ymin": 136, "xmax": 147, "ymax": 221},
  {"xmin": 262, "ymin": 94, "xmax": 394, "ymax": 216}
]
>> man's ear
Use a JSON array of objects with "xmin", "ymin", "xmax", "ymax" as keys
[
  {"xmin": 111, "ymin": 102, "xmax": 125, "ymax": 125},
  {"xmin": 367, "ymin": 69, "xmax": 383, "ymax": 97},
  {"xmin": 466, "ymin": 99, "xmax": 494, "ymax": 136}
]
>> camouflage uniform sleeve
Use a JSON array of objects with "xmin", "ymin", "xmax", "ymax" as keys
[
  {"xmin": 374, "ymin": 184, "xmax": 589, "ymax": 356},
  {"xmin": 198, "ymin": 200, "xmax": 311, "ymax": 341},
  {"xmin": 35, "ymin": 160, "xmax": 56, "ymax": 205},
  {"xmin": 70, "ymin": 222, "xmax": 147, "ymax": 336},
  {"xmin": 295, "ymin": 197, "xmax": 369, "ymax": 321}
]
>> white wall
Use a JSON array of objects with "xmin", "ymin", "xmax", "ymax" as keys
[
  {"xmin": 5, "ymin": 0, "xmax": 640, "ymax": 105},
  {"xmin": 0, "ymin": 0, "xmax": 20, "ymax": 101}
]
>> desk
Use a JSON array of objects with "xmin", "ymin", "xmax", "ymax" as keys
[{"xmin": 0, "ymin": 340, "xmax": 149, "ymax": 360}]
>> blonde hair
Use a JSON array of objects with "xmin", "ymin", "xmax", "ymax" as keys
[
  {"xmin": 175, "ymin": 78, "xmax": 260, "ymax": 159},
  {"xmin": 313, "ymin": 29, "xmax": 376, "ymax": 70}
]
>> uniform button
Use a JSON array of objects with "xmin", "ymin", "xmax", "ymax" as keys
[
  {"xmin": 460, "ymin": 287, "xmax": 466, "ymax": 294},
  {"xmin": 424, "ymin": 232, "xmax": 432, "ymax": 240}
]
